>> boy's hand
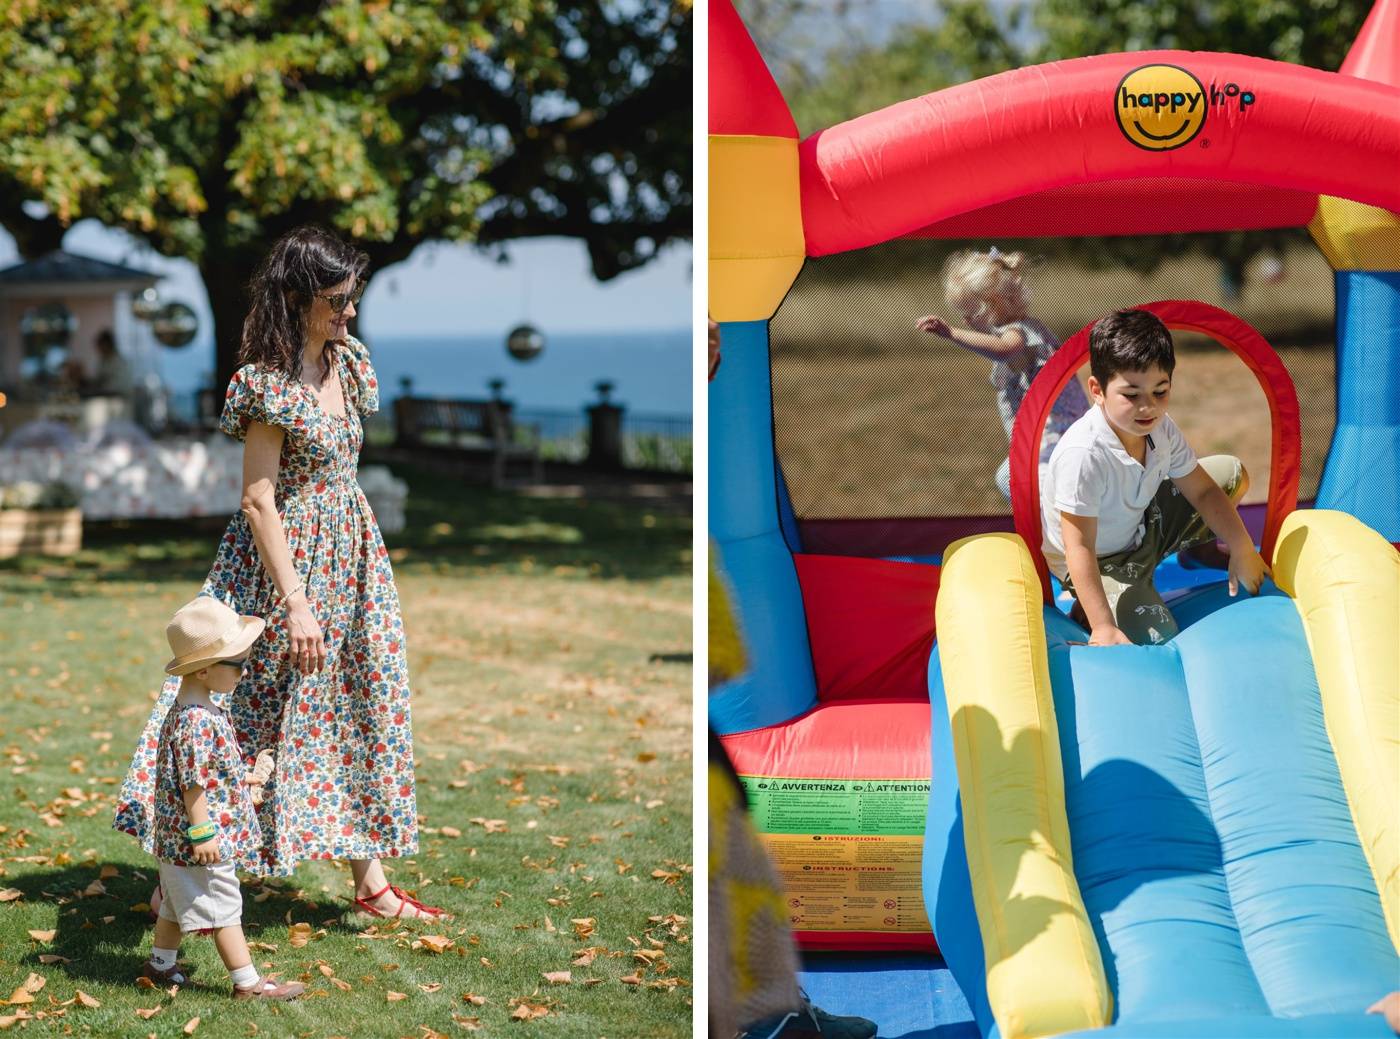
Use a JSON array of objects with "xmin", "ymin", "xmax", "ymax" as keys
[
  {"xmin": 191, "ymin": 836, "xmax": 222, "ymax": 865},
  {"xmin": 1089, "ymin": 625, "xmax": 1134, "ymax": 647},
  {"xmin": 1227, "ymin": 546, "xmax": 1269, "ymax": 597},
  {"xmin": 915, "ymin": 315, "xmax": 952, "ymax": 338}
]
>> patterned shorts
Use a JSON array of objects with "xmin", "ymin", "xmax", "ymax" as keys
[{"xmin": 1062, "ymin": 455, "xmax": 1245, "ymax": 645}]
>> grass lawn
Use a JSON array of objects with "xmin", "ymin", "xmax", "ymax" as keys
[{"xmin": 0, "ymin": 465, "xmax": 693, "ymax": 1038}]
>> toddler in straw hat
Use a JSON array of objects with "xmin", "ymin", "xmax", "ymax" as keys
[{"xmin": 142, "ymin": 596, "xmax": 305, "ymax": 1001}]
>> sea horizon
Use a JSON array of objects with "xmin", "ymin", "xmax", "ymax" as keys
[{"xmin": 151, "ymin": 327, "xmax": 692, "ymax": 418}]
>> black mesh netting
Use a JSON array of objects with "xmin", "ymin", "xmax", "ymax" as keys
[{"xmin": 770, "ymin": 239, "xmax": 1338, "ymax": 521}]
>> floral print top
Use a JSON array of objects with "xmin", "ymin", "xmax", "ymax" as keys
[
  {"xmin": 114, "ymin": 334, "xmax": 419, "ymax": 877},
  {"xmin": 152, "ymin": 700, "xmax": 263, "ymax": 870}
]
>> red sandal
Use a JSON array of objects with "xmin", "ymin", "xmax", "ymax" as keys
[{"xmin": 349, "ymin": 883, "xmax": 452, "ymax": 920}]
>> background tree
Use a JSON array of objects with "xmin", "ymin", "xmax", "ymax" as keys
[{"xmin": 0, "ymin": 0, "xmax": 691, "ymax": 387}]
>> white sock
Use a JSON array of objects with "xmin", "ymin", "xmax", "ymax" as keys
[
  {"xmin": 150, "ymin": 947, "xmax": 179, "ymax": 971},
  {"xmin": 229, "ymin": 963, "xmax": 261, "ymax": 989}
]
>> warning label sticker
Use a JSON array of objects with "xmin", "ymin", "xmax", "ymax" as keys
[
  {"xmin": 738, "ymin": 776, "xmax": 929, "ymax": 836},
  {"xmin": 737, "ymin": 775, "xmax": 931, "ymax": 933}
]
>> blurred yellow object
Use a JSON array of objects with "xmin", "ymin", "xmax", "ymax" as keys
[
  {"xmin": 709, "ymin": 548, "xmax": 748, "ymax": 685},
  {"xmin": 709, "ymin": 135, "xmax": 805, "ymax": 322},
  {"xmin": 936, "ymin": 533, "xmax": 1111, "ymax": 1039},
  {"xmin": 1308, "ymin": 196, "xmax": 1400, "ymax": 271},
  {"xmin": 1272, "ymin": 509, "xmax": 1400, "ymax": 951}
]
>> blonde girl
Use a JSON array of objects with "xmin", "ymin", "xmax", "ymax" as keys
[{"xmin": 916, "ymin": 247, "xmax": 1089, "ymax": 498}]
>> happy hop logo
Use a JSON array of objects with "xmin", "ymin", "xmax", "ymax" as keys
[{"xmin": 1115, "ymin": 64, "xmax": 1256, "ymax": 150}]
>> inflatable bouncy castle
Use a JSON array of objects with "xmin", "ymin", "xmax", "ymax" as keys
[{"xmin": 710, "ymin": 0, "xmax": 1400, "ymax": 1035}]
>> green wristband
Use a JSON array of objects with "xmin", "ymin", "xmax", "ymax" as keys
[{"xmin": 186, "ymin": 821, "xmax": 216, "ymax": 844}]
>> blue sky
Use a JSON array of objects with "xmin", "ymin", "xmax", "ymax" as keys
[{"xmin": 0, "ymin": 221, "xmax": 692, "ymax": 346}]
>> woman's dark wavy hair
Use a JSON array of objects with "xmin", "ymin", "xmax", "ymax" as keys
[{"xmin": 239, "ymin": 226, "xmax": 368, "ymax": 379}]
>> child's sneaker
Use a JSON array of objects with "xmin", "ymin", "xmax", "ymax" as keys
[
  {"xmin": 140, "ymin": 961, "xmax": 190, "ymax": 987},
  {"xmin": 233, "ymin": 977, "xmax": 305, "ymax": 1001}
]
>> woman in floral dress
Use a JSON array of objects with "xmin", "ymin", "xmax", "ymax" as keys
[{"xmin": 115, "ymin": 226, "xmax": 446, "ymax": 920}]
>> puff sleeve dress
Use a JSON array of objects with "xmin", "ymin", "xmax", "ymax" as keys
[{"xmin": 114, "ymin": 335, "xmax": 419, "ymax": 876}]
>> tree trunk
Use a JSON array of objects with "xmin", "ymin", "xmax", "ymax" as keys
[{"xmin": 200, "ymin": 251, "xmax": 254, "ymax": 395}]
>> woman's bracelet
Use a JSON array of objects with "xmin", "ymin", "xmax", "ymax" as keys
[
  {"xmin": 186, "ymin": 821, "xmax": 217, "ymax": 844},
  {"xmin": 280, "ymin": 580, "xmax": 305, "ymax": 606}
]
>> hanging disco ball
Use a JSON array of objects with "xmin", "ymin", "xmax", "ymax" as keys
[
  {"xmin": 20, "ymin": 302, "xmax": 76, "ymax": 358},
  {"xmin": 152, "ymin": 301, "xmax": 198, "ymax": 348},
  {"xmin": 506, "ymin": 324, "xmax": 545, "ymax": 362},
  {"xmin": 131, "ymin": 286, "xmax": 161, "ymax": 321}
]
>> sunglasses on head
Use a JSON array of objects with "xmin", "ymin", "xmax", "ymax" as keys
[
  {"xmin": 316, "ymin": 282, "xmax": 365, "ymax": 314},
  {"xmin": 216, "ymin": 657, "xmax": 249, "ymax": 671}
]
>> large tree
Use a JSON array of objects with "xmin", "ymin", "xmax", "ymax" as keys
[{"xmin": 0, "ymin": 0, "xmax": 691, "ymax": 386}]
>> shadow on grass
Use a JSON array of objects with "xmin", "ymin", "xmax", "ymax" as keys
[
  {"xmin": 0, "ymin": 462, "xmax": 690, "ymax": 596},
  {"xmin": 4, "ymin": 865, "xmax": 363, "ymax": 992}
]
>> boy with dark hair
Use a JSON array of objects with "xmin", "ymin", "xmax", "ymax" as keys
[{"xmin": 1041, "ymin": 308, "xmax": 1269, "ymax": 645}]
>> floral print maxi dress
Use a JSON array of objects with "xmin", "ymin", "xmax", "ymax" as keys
[{"xmin": 114, "ymin": 335, "xmax": 418, "ymax": 877}]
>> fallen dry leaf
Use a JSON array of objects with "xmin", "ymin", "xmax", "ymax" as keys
[
  {"xmin": 7, "ymin": 974, "xmax": 45, "ymax": 1005},
  {"xmin": 73, "ymin": 991, "xmax": 100, "ymax": 1008},
  {"xmin": 386, "ymin": 991, "xmax": 408, "ymax": 1002},
  {"xmin": 330, "ymin": 978, "xmax": 353, "ymax": 992},
  {"xmin": 415, "ymin": 935, "xmax": 454, "ymax": 954},
  {"xmin": 135, "ymin": 1006, "xmax": 161, "ymax": 1020},
  {"xmin": 37, "ymin": 956, "xmax": 69, "ymax": 966},
  {"xmin": 440, "ymin": 826, "xmax": 462, "ymax": 838},
  {"xmin": 184, "ymin": 1016, "xmax": 200, "ymax": 1034},
  {"xmin": 571, "ymin": 918, "xmax": 596, "ymax": 940},
  {"xmin": 82, "ymin": 879, "xmax": 106, "ymax": 897},
  {"xmin": 510, "ymin": 1002, "xmax": 549, "ymax": 1021},
  {"xmin": 26, "ymin": 930, "xmax": 55, "ymax": 943},
  {"xmin": 418, "ymin": 983, "xmax": 444, "ymax": 994},
  {"xmin": 287, "ymin": 922, "xmax": 313, "ymax": 948},
  {"xmin": 99, "ymin": 865, "xmax": 119, "ymax": 880},
  {"xmin": 461, "ymin": 993, "xmax": 487, "ymax": 1006},
  {"xmin": 135, "ymin": 977, "xmax": 156, "ymax": 990},
  {"xmin": 542, "ymin": 971, "xmax": 571, "ymax": 985},
  {"xmin": 0, "ymin": 890, "xmax": 21, "ymax": 903},
  {"xmin": 452, "ymin": 1014, "xmax": 482, "ymax": 1031},
  {"xmin": 619, "ymin": 973, "xmax": 643, "ymax": 985}
]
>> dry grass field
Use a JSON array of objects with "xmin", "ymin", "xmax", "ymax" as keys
[{"xmin": 770, "ymin": 245, "xmax": 1338, "ymax": 518}]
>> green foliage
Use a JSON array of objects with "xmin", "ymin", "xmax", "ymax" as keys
[
  {"xmin": 0, "ymin": 1, "xmax": 691, "ymax": 382},
  {"xmin": 1028, "ymin": 0, "xmax": 1368, "ymax": 70}
]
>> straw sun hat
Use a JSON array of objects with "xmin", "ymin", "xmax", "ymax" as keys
[{"xmin": 164, "ymin": 597, "xmax": 266, "ymax": 676}]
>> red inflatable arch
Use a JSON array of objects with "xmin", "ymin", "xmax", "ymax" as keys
[
  {"xmin": 799, "ymin": 51, "xmax": 1400, "ymax": 255},
  {"xmin": 1009, "ymin": 300, "xmax": 1302, "ymax": 603}
]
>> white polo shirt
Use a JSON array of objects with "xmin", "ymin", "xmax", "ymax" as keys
[{"xmin": 1040, "ymin": 405, "xmax": 1198, "ymax": 579}]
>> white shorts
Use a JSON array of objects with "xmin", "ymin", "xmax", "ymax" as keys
[{"xmin": 156, "ymin": 860, "xmax": 243, "ymax": 932}]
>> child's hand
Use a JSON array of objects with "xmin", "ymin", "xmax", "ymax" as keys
[
  {"xmin": 1227, "ymin": 547, "xmax": 1269, "ymax": 597},
  {"xmin": 191, "ymin": 836, "xmax": 222, "ymax": 865},
  {"xmin": 1366, "ymin": 992, "xmax": 1400, "ymax": 1032},
  {"xmin": 915, "ymin": 314, "xmax": 952, "ymax": 338},
  {"xmin": 1089, "ymin": 625, "xmax": 1133, "ymax": 647}
]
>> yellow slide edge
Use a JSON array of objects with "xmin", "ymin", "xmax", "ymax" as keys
[
  {"xmin": 937, "ymin": 533, "xmax": 1112, "ymax": 1039},
  {"xmin": 1272, "ymin": 509, "xmax": 1400, "ymax": 953}
]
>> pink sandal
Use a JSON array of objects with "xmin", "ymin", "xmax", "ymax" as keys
[{"xmin": 348, "ymin": 883, "xmax": 451, "ymax": 920}]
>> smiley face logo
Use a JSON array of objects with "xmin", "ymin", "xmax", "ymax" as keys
[{"xmin": 1115, "ymin": 65, "xmax": 1208, "ymax": 150}]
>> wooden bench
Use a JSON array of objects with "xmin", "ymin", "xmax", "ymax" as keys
[{"xmin": 392, "ymin": 397, "xmax": 543, "ymax": 488}]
